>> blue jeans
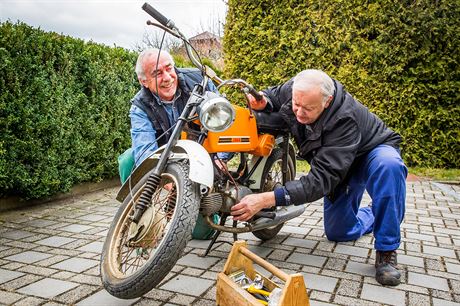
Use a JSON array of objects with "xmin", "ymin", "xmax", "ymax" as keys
[{"xmin": 323, "ymin": 145, "xmax": 407, "ymax": 251}]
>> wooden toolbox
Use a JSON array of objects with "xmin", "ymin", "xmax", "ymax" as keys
[{"xmin": 216, "ymin": 240, "xmax": 310, "ymax": 306}]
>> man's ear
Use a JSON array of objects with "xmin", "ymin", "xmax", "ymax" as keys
[
  {"xmin": 139, "ymin": 78, "xmax": 148, "ymax": 88},
  {"xmin": 324, "ymin": 95, "xmax": 333, "ymax": 108}
]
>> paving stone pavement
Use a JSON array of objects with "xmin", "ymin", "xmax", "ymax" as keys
[{"xmin": 0, "ymin": 181, "xmax": 459, "ymax": 305}]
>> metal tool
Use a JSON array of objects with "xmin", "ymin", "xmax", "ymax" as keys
[
  {"xmin": 253, "ymin": 274, "xmax": 264, "ymax": 289},
  {"xmin": 229, "ymin": 270, "xmax": 272, "ymax": 304}
]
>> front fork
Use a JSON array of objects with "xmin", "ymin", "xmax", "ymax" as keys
[{"xmin": 131, "ymin": 89, "xmax": 203, "ymax": 224}]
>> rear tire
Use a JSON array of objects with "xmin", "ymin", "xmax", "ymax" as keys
[
  {"xmin": 252, "ymin": 148, "xmax": 295, "ymax": 241},
  {"xmin": 101, "ymin": 161, "xmax": 199, "ymax": 299}
]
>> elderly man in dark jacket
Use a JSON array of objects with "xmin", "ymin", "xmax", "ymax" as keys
[{"xmin": 231, "ymin": 69, "xmax": 407, "ymax": 286}]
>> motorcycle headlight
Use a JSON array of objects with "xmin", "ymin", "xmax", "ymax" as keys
[{"xmin": 199, "ymin": 94, "xmax": 235, "ymax": 132}]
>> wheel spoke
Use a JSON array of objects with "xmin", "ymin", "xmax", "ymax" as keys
[
  {"xmin": 104, "ymin": 164, "xmax": 190, "ymax": 283},
  {"xmin": 120, "ymin": 247, "xmax": 136, "ymax": 270},
  {"xmin": 123, "ymin": 255, "xmax": 138, "ymax": 274},
  {"xmin": 265, "ymin": 160, "xmax": 292, "ymax": 191},
  {"xmin": 128, "ymin": 254, "xmax": 142, "ymax": 272},
  {"xmin": 113, "ymin": 179, "xmax": 178, "ymax": 276}
]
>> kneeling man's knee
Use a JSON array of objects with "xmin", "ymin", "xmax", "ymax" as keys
[{"xmin": 376, "ymin": 155, "xmax": 407, "ymax": 178}]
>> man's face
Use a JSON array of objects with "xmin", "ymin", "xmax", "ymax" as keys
[
  {"xmin": 140, "ymin": 53, "xmax": 178, "ymax": 101},
  {"xmin": 292, "ymin": 89, "xmax": 332, "ymax": 125}
]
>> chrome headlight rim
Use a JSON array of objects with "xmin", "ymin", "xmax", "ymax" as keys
[{"xmin": 199, "ymin": 96, "xmax": 235, "ymax": 133}]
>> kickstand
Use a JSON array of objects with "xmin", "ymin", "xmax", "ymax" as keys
[
  {"xmin": 232, "ymin": 220, "xmax": 238, "ymax": 241},
  {"xmin": 202, "ymin": 214, "xmax": 228, "ymax": 257}
]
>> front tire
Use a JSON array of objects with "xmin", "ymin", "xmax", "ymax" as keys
[
  {"xmin": 252, "ymin": 148, "xmax": 295, "ymax": 241},
  {"xmin": 101, "ymin": 161, "xmax": 200, "ymax": 299}
]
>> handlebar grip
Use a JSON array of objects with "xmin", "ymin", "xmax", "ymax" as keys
[
  {"xmin": 247, "ymin": 84, "xmax": 264, "ymax": 101},
  {"xmin": 142, "ymin": 3, "xmax": 172, "ymax": 29}
]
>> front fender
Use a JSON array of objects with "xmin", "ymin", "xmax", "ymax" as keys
[{"xmin": 116, "ymin": 140, "xmax": 214, "ymax": 202}]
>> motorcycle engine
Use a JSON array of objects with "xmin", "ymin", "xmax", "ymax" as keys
[{"xmin": 200, "ymin": 185, "xmax": 252, "ymax": 216}]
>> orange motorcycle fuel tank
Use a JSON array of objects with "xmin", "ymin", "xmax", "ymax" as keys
[{"xmin": 186, "ymin": 104, "xmax": 275, "ymax": 157}]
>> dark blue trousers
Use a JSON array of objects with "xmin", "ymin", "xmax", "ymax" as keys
[{"xmin": 323, "ymin": 145, "xmax": 407, "ymax": 251}]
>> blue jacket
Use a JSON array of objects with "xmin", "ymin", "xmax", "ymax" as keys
[{"xmin": 130, "ymin": 68, "xmax": 217, "ymax": 166}]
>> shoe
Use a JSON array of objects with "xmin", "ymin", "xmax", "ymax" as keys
[{"xmin": 375, "ymin": 250, "xmax": 401, "ymax": 286}]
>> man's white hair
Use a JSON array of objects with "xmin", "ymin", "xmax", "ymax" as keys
[
  {"xmin": 135, "ymin": 48, "xmax": 175, "ymax": 81},
  {"xmin": 293, "ymin": 69, "xmax": 335, "ymax": 103}
]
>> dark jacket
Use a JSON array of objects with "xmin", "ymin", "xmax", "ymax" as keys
[
  {"xmin": 263, "ymin": 79, "xmax": 401, "ymax": 205},
  {"xmin": 131, "ymin": 67, "xmax": 212, "ymax": 147}
]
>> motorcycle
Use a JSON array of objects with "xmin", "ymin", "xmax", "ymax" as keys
[{"xmin": 100, "ymin": 2, "xmax": 305, "ymax": 299}]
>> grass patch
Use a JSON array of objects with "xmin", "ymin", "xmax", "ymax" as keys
[
  {"xmin": 227, "ymin": 154, "xmax": 240, "ymax": 170},
  {"xmin": 297, "ymin": 160, "xmax": 460, "ymax": 182},
  {"xmin": 227, "ymin": 155, "xmax": 460, "ymax": 182},
  {"xmin": 296, "ymin": 159, "xmax": 311, "ymax": 174},
  {"xmin": 409, "ymin": 167, "xmax": 460, "ymax": 182}
]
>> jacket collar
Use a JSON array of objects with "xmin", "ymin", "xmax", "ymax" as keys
[
  {"xmin": 323, "ymin": 80, "xmax": 345, "ymax": 120},
  {"xmin": 176, "ymin": 67, "xmax": 189, "ymax": 94}
]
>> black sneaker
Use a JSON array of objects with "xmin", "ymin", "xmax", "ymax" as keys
[{"xmin": 375, "ymin": 250, "xmax": 401, "ymax": 286}]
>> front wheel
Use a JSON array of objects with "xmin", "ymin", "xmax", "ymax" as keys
[
  {"xmin": 252, "ymin": 148, "xmax": 295, "ymax": 241},
  {"xmin": 101, "ymin": 161, "xmax": 200, "ymax": 299}
]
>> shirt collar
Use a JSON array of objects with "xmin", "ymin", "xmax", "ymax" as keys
[{"xmin": 160, "ymin": 88, "xmax": 182, "ymax": 106}]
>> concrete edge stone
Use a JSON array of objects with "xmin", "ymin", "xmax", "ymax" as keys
[{"xmin": 0, "ymin": 179, "xmax": 121, "ymax": 212}]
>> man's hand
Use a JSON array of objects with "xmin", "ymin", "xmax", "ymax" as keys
[
  {"xmin": 246, "ymin": 92, "xmax": 268, "ymax": 111},
  {"xmin": 231, "ymin": 192, "xmax": 275, "ymax": 221}
]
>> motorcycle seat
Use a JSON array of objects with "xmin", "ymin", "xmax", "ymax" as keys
[{"xmin": 254, "ymin": 111, "xmax": 290, "ymax": 135}]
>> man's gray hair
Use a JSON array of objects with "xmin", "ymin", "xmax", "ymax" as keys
[
  {"xmin": 293, "ymin": 69, "xmax": 335, "ymax": 103},
  {"xmin": 135, "ymin": 48, "xmax": 175, "ymax": 81}
]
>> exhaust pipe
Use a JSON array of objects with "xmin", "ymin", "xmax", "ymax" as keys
[
  {"xmin": 203, "ymin": 204, "xmax": 306, "ymax": 233},
  {"xmin": 250, "ymin": 205, "xmax": 305, "ymax": 231}
]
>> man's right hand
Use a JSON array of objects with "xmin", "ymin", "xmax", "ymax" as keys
[{"xmin": 247, "ymin": 92, "xmax": 268, "ymax": 111}]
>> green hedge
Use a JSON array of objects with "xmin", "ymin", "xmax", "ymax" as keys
[
  {"xmin": 0, "ymin": 21, "xmax": 138, "ymax": 199},
  {"xmin": 224, "ymin": 0, "xmax": 459, "ymax": 168}
]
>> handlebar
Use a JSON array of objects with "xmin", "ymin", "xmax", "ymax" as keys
[
  {"xmin": 142, "ymin": 2, "xmax": 262, "ymax": 98},
  {"xmin": 142, "ymin": 3, "xmax": 175, "ymax": 30},
  {"xmin": 246, "ymin": 84, "xmax": 264, "ymax": 101},
  {"xmin": 218, "ymin": 79, "xmax": 264, "ymax": 101}
]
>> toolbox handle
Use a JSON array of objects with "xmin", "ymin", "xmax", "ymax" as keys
[{"xmin": 239, "ymin": 247, "xmax": 289, "ymax": 282}]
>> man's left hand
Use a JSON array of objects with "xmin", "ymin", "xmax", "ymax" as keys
[{"xmin": 231, "ymin": 192, "xmax": 275, "ymax": 221}]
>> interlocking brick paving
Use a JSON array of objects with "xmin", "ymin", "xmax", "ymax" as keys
[{"xmin": 0, "ymin": 181, "xmax": 459, "ymax": 305}]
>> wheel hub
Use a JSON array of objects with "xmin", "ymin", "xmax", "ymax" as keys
[{"xmin": 128, "ymin": 204, "xmax": 167, "ymax": 248}]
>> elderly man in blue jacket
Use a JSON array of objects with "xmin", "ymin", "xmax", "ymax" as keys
[
  {"xmin": 231, "ymin": 69, "xmax": 407, "ymax": 286},
  {"xmin": 129, "ymin": 48, "xmax": 215, "ymax": 165},
  {"xmin": 122, "ymin": 48, "xmax": 228, "ymax": 239}
]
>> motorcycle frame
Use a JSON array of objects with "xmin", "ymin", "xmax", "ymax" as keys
[{"xmin": 126, "ymin": 14, "xmax": 298, "ymax": 233}]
